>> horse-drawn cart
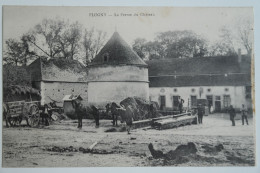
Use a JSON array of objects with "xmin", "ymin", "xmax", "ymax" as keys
[{"xmin": 4, "ymin": 100, "xmax": 40, "ymax": 127}]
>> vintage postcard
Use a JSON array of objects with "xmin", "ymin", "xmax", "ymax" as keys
[{"xmin": 2, "ymin": 6, "xmax": 255, "ymax": 167}]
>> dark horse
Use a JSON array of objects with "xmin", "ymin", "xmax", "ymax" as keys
[
  {"xmin": 2, "ymin": 102, "xmax": 22, "ymax": 127},
  {"xmin": 3, "ymin": 102, "xmax": 10, "ymax": 127},
  {"xmin": 106, "ymin": 102, "xmax": 124, "ymax": 126}
]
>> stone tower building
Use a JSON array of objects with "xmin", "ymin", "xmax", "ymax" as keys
[{"xmin": 87, "ymin": 32, "xmax": 149, "ymax": 107}]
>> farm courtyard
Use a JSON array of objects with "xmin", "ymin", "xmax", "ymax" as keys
[{"xmin": 2, "ymin": 113, "xmax": 255, "ymax": 167}]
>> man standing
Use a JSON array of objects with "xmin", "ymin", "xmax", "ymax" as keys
[
  {"xmin": 41, "ymin": 104, "xmax": 50, "ymax": 126},
  {"xmin": 229, "ymin": 105, "xmax": 236, "ymax": 126},
  {"xmin": 125, "ymin": 105, "xmax": 134, "ymax": 135},
  {"xmin": 197, "ymin": 104, "xmax": 204, "ymax": 124},
  {"xmin": 72, "ymin": 100, "xmax": 84, "ymax": 129},
  {"xmin": 91, "ymin": 105, "xmax": 100, "ymax": 128},
  {"xmin": 178, "ymin": 97, "xmax": 184, "ymax": 114},
  {"xmin": 241, "ymin": 104, "xmax": 249, "ymax": 125}
]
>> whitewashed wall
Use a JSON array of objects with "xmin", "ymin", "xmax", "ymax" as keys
[
  {"xmin": 88, "ymin": 65, "xmax": 148, "ymax": 81},
  {"xmin": 40, "ymin": 81, "xmax": 88, "ymax": 106},
  {"xmin": 88, "ymin": 82, "xmax": 149, "ymax": 107},
  {"xmin": 149, "ymin": 86, "xmax": 247, "ymax": 110},
  {"xmin": 88, "ymin": 65, "xmax": 149, "ymax": 107}
]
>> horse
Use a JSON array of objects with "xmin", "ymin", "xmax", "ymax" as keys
[{"xmin": 105, "ymin": 102, "xmax": 122, "ymax": 126}]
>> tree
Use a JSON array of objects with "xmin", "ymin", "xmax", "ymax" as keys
[
  {"xmin": 24, "ymin": 18, "xmax": 84, "ymax": 60},
  {"xmin": 156, "ymin": 30, "xmax": 208, "ymax": 58},
  {"xmin": 132, "ymin": 38, "xmax": 147, "ymax": 59},
  {"xmin": 82, "ymin": 28, "xmax": 107, "ymax": 65},
  {"xmin": 209, "ymin": 26, "xmax": 237, "ymax": 56},
  {"xmin": 237, "ymin": 17, "xmax": 253, "ymax": 55},
  {"xmin": 4, "ymin": 38, "xmax": 36, "ymax": 66},
  {"xmin": 58, "ymin": 21, "xmax": 82, "ymax": 60},
  {"xmin": 143, "ymin": 41, "xmax": 164, "ymax": 60},
  {"xmin": 34, "ymin": 18, "xmax": 66, "ymax": 58}
]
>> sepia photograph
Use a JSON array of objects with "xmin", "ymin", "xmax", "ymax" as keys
[{"xmin": 1, "ymin": 6, "xmax": 255, "ymax": 167}]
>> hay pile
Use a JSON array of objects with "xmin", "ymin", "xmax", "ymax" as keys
[{"xmin": 120, "ymin": 97, "xmax": 161, "ymax": 121}]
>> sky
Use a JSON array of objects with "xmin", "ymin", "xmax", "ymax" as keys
[{"xmin": 3, "ymin": 6, "xmax": 253, "ymax": 53}]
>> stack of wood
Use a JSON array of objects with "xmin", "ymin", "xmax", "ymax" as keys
[{"xmin": 152, "ymin": 112, "xmax": 197, "ymax": 130}]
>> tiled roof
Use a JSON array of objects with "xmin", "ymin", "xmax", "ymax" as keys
[
  {"xmin": 147, "ymin": 56, "xmax": 241, "ymax": 76},
  {"xmin": 147, "ymin": 55, "xmax": 252, "ymax": 87},
  {"xmin": 149, "ymin": 73, "xmax": 251, "ymax": 87},
  {"xmin": 89, "ymin": 32, "xmax": 147, "ymax": 67},
  {"xmin": 28, "ymin": 58, "xmax": 88, "ymax": 82}
]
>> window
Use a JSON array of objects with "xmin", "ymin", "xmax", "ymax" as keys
[
  {"xmin": 215, "ymin": 96, "xmax": 221, "ymax": 101},
  {"xmin": 245, "ymin": 86, "xmax": 251, "ymax": 99},
  {"xmin": 174, "ymin": 88, "xmax": 177, "ymax": 92},
  {"xmin": 225, "ymin": 88, "xmax": 229, "ymax": 92},
  {"xmin": 103, "ymin": 53, "xmax": 109, "ymax": 62},
  {"xmin": 104, "ymin": 55, "xmax": 108, "ymax": 62},
  {"xmin": 207, "ymin": 88, "xmax": 211, "ymax": 92},
  {"xmin": 191, "ymin": 96, "xmax": 197, "ymax": 107},
  {"xmin": 191, "ymin": 88, "xmax": 195, "ymax": 93},
  {"xmin": 160, "ymin": 88, "xmax": 165, "ymax": 93},
  {"xmin": 223, "ymin": 95, "xmax": 231, "ymax": 108},
  {"xmin": 246, "ymin": 86, "xmax": 251, "ymax": 93},
  {"xmin": 206, "ymin": 95, "xmax": 213, "ymax": 107}
]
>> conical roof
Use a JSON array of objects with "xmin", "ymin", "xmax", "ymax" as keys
[{"xmin": 89, "ymin": 32, "xmax": 147, "ymax": 67}]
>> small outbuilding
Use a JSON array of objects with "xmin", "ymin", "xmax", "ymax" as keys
[{"xmin": 63, "ymin": 94, "xmax": 83, "ymax": 118}]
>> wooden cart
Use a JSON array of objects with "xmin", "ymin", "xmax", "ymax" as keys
[{"xmin": 5, "ymin": 100, "xmax": 40, "ymax": 127}]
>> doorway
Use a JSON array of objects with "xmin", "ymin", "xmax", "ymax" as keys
[
  {"xmin": 215, "ymin": 101, "xmax": 221, "ymax": 112},
  {"xmin": 206, "ymin": 95, "xmax": 213, "ymax": 112},
  {"xmin": 172, "ymin": 96, "xmax": 179, "ymax": 110},
  {"xmin": 160, "ymin": 95, "xmax": 166, "ymax": 110}
]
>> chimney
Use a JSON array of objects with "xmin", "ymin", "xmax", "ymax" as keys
[{"xmin": 238, "ymin": 48, "xmax": 242, "ymax": 63}]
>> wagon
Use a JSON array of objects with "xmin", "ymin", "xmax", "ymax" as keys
[{"xmin": 5, "ymin": 100, "xmax": 40, "ymax": 127}]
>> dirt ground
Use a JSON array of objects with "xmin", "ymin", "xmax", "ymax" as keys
[{"xmin": 2, "ymin": 113, "xmax": 255, "ymax": 167}]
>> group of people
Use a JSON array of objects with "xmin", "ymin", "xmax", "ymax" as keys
[
  {"xmin": 228, "ymin": 104, "xmax": 249, "ymax": 126},
  {"xmin": 196, "ymin": 103, "xmax": 249, "ymax": 126}
]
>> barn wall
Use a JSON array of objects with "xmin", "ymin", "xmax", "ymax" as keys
[
  {"xmin": 88, "ymin": 82, "xmax": 149, "ymax": 107},
  {"xmin": 149, "ymin": 86, "xmax": 248, "ymax": 111},
  {"xmin": 40, "ymin": 81, "xmax": 88, "ymax": 106}
]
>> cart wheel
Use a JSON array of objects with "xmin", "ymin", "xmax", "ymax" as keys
[
  {"xmin": 7, "ymin": 117, "xmax": 15, "ymax": 127},
  {"xmin": 27, "ymin": 104, "xmax": 40, "ymax": 127}
]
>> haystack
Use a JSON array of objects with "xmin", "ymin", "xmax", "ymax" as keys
[{"xmin": 120, "ymin": 97, "xmax": 160, "ymax": 121}]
